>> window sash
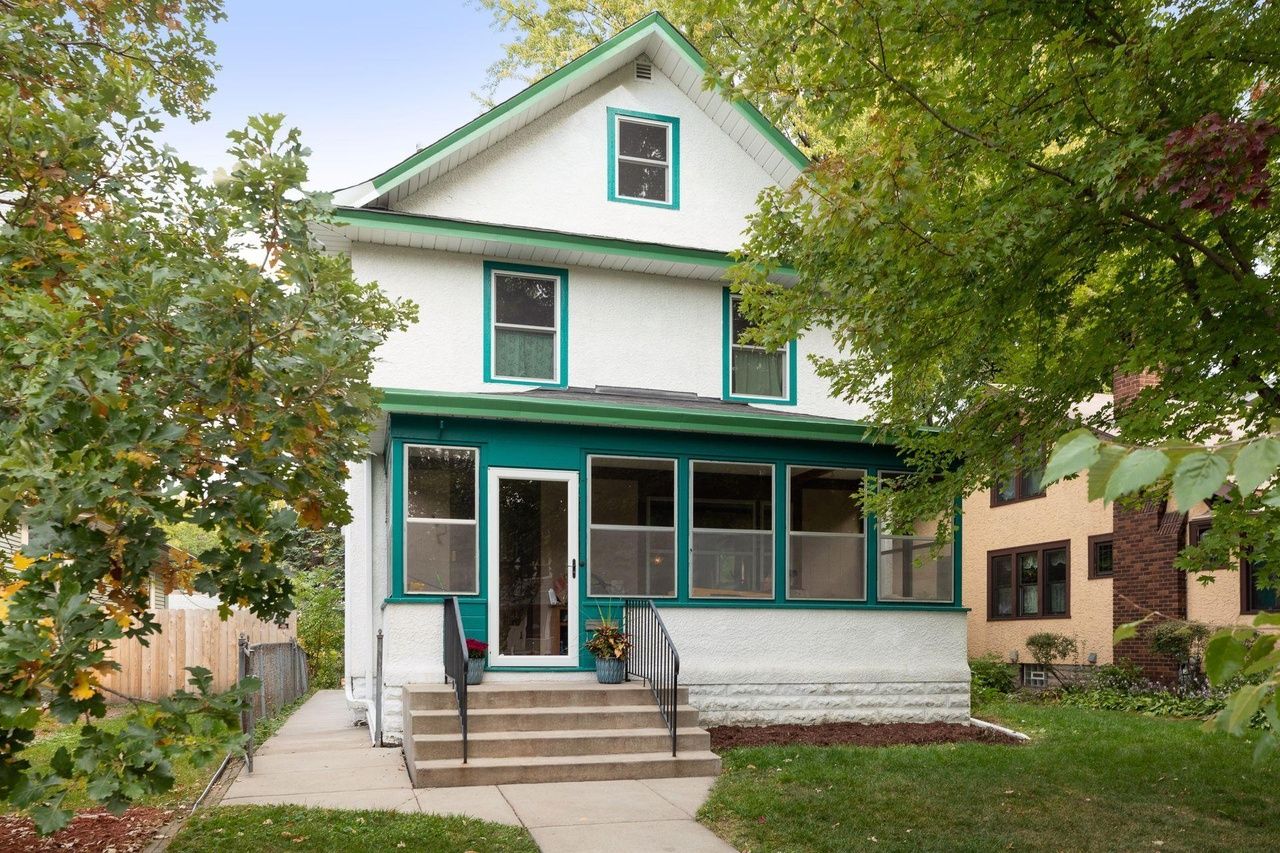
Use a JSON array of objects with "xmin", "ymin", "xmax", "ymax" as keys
[
  {"xmin": 403, "ymin": 444, "xmax": 479, "ymax": 596},
  {"xmin": 988, "ymin": 541, "xmax": 1070, "ymax": 619},
  {"xmin": 613, "ymin": 116, "xmax": 673, "ymax": 202},
  {"xmin": 786, "ymin": 465, "xmax": 867, "ymax": 601},
  {"xmin": 729, "ymin": 296, "xmax": 789, "ymax": 400},
  {"xmin": 690, "ymin": 460, "xmax": 774, "ymax": 598},
  {"xmin": 489, "ymin": 269, "xmax": 559, "ymax": 382},
  {"xmin": 587, "ymin": 455, "xmax": 678, "ymax": 599}
]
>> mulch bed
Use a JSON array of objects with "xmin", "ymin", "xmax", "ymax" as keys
[
  {"xmin": 709, "ymin": 721, "xmax": 1023, "ymax": 750},
  {"xmin": 0, "ymin": 807, "xmax": 175, "ymax": 853}
]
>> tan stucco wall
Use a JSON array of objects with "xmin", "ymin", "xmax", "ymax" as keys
[
  {"xmin": 963, "ymin": 476, "xmax": 1115, "ymax": 665},
  {"xmin": 1185, "ymin": 507, "xmax": 1256, "ymax": 630}
]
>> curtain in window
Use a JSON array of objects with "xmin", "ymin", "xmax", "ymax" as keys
[
  {"xmin": 733, "ymin": 348, "xmax": 785, "ymax": 397},
  {"xmin": 495, "ymin": 329, "xmax": 554, "ymax": 380}
]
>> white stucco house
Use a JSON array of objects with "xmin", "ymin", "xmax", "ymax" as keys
[{"xmin": 323, "ymin": 14, "xmax": 969, "ymax": 756}]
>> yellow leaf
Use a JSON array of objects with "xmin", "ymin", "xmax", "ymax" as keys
[
  {"xmin": 12, "ymin": 554, "xmax": 34, "ymax": 571},
  {"xmin": 70, "ymin": 670, "xmax": 97, "ymax": 701}
]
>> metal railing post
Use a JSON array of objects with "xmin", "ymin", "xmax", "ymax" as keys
[{"xmin": 238, "ymin": 634, "xmax": 254, "ymax": 774}]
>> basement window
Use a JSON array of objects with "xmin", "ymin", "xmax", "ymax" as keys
[{"xmin": 608, "ymin": 107, "xmax": 679, "ymax": 209}]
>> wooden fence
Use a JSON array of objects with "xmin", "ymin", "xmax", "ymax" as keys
[{"xmin": 101, "ymin": 609, "xmax": 296, "ymax": 702}]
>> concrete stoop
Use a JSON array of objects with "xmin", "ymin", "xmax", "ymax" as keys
[{"xmin": 401, "ymin": 681, "xmax": 721, "ymax": 787}]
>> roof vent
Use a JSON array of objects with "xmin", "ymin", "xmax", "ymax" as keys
[{"xmin": 634, "ymin": 60, "xmax": 653, "ymax": 81}]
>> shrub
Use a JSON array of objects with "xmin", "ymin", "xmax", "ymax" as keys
[
  {"xmin": 1025, "ymin": 632, "xmax": 1078, "ymax": 684},
  {"xmin": 1088, "ymin": 661, "xmax": 1145, "ymax": 691},
  {"xmin": 1149, "ymin": 619, "xmax": 1212, "ymax": 664},
  {"xmin": 970, "ymin": 653, "xmax": 1016, "ymax": 694}
]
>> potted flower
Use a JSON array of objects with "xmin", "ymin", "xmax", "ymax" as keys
[
  {"xmin": 585, "ymin": 615, "xmax": 631, "ymax": 684},
  {"xmin": 465, "ymin": 638, "xmax": 487, "ymax": 685}
]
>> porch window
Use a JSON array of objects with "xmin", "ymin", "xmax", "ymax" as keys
[
  {"xmin": 787, "ymin": 466, "xmax": 866, "ymax": 600},
  {"xmin": 608, "ymin": 108, "xmax": 678, "ymax": 208},
  {"xmin": 588, "ymin": 456, "xmax": 676, "ymax": 597},
  {"xmin": 988, "ymin": 542, "xmax": 1069, "ymax": 619},
  {"xmin": 486, "ymin": 264, "xmax": 565, "ymax": 384},
  {"xmin": 876, "ymin": 473, "xmax": 954, "ymax": 603},
  {"xmin": 690, "ymin": 461, "xmax": 774, "ymax": 598},
  {"xmin": 404, "ymin": 445, "xmax": 478, "ymax": 595},
  {"xmin": 727, "ymin": 295, "xmax": 790, "ymax": 401}
]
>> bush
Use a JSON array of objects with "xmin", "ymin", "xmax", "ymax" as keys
[
  {"xmin": 1149, "ymin": 619, "xmax": 1212, "ymax": 664},
  {"xmin": 1056, "ymin": 672, "xmax": 1271, "ymax": 725},
  {"xmin": 970, "ymin": 653, "xmax": 1016, "ymax": 694},
  {"xmin": 1088, "ymin": 661, "xmax": 1145, "ymax": 691},
  {"xmin": 1026, "ymin": 632, "xmax": 1078, "ymax": 684}
]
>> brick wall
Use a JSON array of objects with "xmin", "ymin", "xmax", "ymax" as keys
[
  {"xmin": 1112, "ymin": 502, "xmax": 1187, "ymax": 681},
  {"xmin": 1113, "ymin": 370, "xmax": 1160, "ymax": 408}
]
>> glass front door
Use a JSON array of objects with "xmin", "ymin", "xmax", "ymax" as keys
[{"xmin": 487, "ymin": 467, "xmax": 579, "ymax": 667}]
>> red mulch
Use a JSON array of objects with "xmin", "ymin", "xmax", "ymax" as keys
[
  {"xmin": 708, "ymin": 721, "xmax": 1022, "ymax": 750},
  {"xmin": 0, "ymin": 807, "xmax": 176, "ymax": 853}
]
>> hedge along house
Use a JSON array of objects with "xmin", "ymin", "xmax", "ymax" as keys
[{"xmin": 319, "ymin": 14, "xmax": 968, "ymax": 782}]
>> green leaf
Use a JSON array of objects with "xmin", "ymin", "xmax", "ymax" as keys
[
  {"xmin": 1171, "ymin": 452, "xmax": 1230, "ymax": 511},
  {"xmin": 1253, "ymin": 611, "xmax": 1280, "ymax": 627},
  {"xmin": 1234, "ymin": 437, "xmax": 1280, "ymax": 495},
  {"xmin": 1266, "ymin": 489, "xmax": 1280, "ymax": 508},
  {"xmin": 30, "ymin": 800, "xmax": 71, "ymax": 836},
  {"xmin": 1252, "ymin": 730, "xmax": 1277, "ymax": 766},
  {"xmin": 1204, "ymin": 630, "xmax": 1247, "ymax": 686},
  {"xmin": 1043, "ymin": 428, "xmax": 1100, "ymax": 485},
  {"xmin": 1221, "ymin": 683, "xmax": 1268, "ymax": 735},
  {"xmin": 1113, "ymin": 618, "xmax": 1147, "ymax": 644},
  {"xmin": 1104, "ymin": 448, "xmax": 1171, "ymax": 503},
  {"xmin": 1088, "ymin": 444, "xmax": 1129, "ymax": 502}
]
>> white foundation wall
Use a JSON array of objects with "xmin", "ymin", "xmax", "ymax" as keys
[
  {"xmin": 343, "ymin": 455, "xmax": 392, "ymax": 735},
  {"xmin": 396, "ymin": 63, "xmax": 776, "ymax": 251},
  {"xmin": 662, "ymin": 609, "xmax": 971, "ymax": 725},
  {"xmin": 370, "ymin": 608, "xmax": 969, "ymax": 742},
  {"xmin": 353, "ymin": 243, "xmax": 871, "ymax": 422}
]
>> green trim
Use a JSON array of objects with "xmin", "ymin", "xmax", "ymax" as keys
[
  {"xmin": 364, "ymin": 13, "xmax": 807, "ymax": 198},
  {"xmin": 333, "ymin": 207, "xmax": 778, "ymax": 275},
  {"xmin": 606, "ymin": 107, "xmax": 680, "ymax": 210},
  {"xmin": 382, "ymin": 595, "xmax": 967, "ymax": 614},
  {"xmin": 482, "ymin": 261, "xmax": 570, "ymax": 388},
  {"xmin": 379, "ymin": 387, "xmax": 883, "ymax": 445},
  {"xmin": 722, "ymin": 287, "xmax": 798, "ymax": 405}
]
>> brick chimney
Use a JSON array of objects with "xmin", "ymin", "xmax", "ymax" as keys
[{"xmin": 1110, "ymin": 370, "xmax": 1187, "ymax": 682}]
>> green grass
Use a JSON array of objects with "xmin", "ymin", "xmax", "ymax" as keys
[
  {"xmin": 168, "ymin": 805, "xmax": 539, "ymax": 852},
  {"xmin": 701, "ymin": 700, "xmax": 1280, "ymax": 853}
]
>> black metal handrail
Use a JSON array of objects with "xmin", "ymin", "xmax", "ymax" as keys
[
  {"xmin": 443, "ymin": 596, "xmax": 469, "ymax": 763},
  {"xmin": 623, "ymin": 598, "xmax": 680, "ymax": 756}
]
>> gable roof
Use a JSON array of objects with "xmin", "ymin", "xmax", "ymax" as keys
[{"xmin": 333, "ymin": 12, "xmax": 809, "ymax": 210}]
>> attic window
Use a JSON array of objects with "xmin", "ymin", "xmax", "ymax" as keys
[
  {"xmin": 634, "ymin": 60, "xmax": 653, "ymax": 81},
  {"xmin": 607, "ymin": 107, "xmax": 680, "ymax": 209}
]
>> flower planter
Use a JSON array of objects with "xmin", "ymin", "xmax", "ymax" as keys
[
  {"xmin": 466, "ymin": 660, "xmax": 485, "ymax": 685},
  {"xmin": 594, "ymin": 656, "xmax": 626, "ymax": 684}
]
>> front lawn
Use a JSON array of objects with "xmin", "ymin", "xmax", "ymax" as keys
[
  {"xmin": 168, "ymin": 805, "xmax": 539, "ymax": 853},
  {"xmin": 701, "ymin": 700, "xmax": 1280, "ymax": 852}
]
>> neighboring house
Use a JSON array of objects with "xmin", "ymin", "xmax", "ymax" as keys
[
  {"xmin": 322, "ymin": 13, "xmax": 969, "ymax": 756},
  {"xmin": 964, "ymin": 380, "xmax": 1271, "ymax": 685}
]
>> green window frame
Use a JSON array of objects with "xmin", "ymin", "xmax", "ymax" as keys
[
  {"xmin": 482, "ymin": 260, "xmax": 569, "ymax": 387},
  {"xmin": 606, "ymin": 107, "xmax": 680, "ymax": 209},
  {"xmin": 722, "ymin": 289, "xmax": 797, "ymax": 404}
]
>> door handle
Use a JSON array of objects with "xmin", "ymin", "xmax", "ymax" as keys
[{"xmin": 570, "ymin": 559, "xmax": 577, "ymax": 579}]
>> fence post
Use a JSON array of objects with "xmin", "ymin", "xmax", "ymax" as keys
[
  {"xmin": 374, "ymin": 629, "xmax": 384, "ymax": 747},
  {"xmin": 238, "ymin": 634, "xmax": 254, "ymax": 774}
]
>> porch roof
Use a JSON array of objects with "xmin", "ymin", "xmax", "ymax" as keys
[{"xmin": 377, "ymin": 386, "xmax": 893, "ymax": 447}]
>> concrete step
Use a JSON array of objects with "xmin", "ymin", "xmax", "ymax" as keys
[
  {"xmin": 409, "ymin": 750, "xmax": 722, "ymax": 788},
  {"xmin": 408, "ymin": 704, "xmax": 702, "ymax": 735},
  {"xmin": 409, "ymin": 726, "xmax": 710, "ymax": 760},
  {"xmin": 403, "ymin": 681, "xmax": 689, "ymax": 711}
]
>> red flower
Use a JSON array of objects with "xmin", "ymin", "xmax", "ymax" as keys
[{"xmin": 466, "ymin": 639, "xmax": 488, "ymax": 652}]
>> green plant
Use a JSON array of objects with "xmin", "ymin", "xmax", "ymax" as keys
[
  {"xmin": 1089, "ymin": 662, "xmax": 1146, "ymax": 691},
  {"xmin": 1026, "ymin": 633, "xmax": 1079, "ymax": 685},
  {"xmin": 287, "ymin": 528, "xmax": 345, "ymax": 690},
  {"xmin": 584, "ymin": 612, "xmax": 632, "ymax": 660},
  {"xmin": 1150, "ymin": 619, "xmax": 1213, "ymax": 664},
  {"xmin": 970, "ymin": 654, "xmax": 1016, "ymax": 694}
]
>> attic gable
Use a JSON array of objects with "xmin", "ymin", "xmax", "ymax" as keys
[{"xmin": 334, "ymin": 13, "xmax": 808, "ymax": 210}]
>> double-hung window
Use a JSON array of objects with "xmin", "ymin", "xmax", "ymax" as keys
[
  {"xmin": 690, "ymin": 461, "xmax": 774, "ymax": 598},
  {"xmin": 988, "ymin": 541, "xmax": 1069, "ymax": 619},
  {"xmin": 587, "ymin": 456, "xmax": 677, "ymax": 597},
  {"xmin": 725, "ymin": 293, "xmax": 794, "ymax": 402},
  {"xmin": 607, "ymin": 108, "xmax": 679, "ymax": 208},
  {"xmin": 876, "ymin": 473, "xmax": 954, "ymax": 603},
  {"xmin": 404, "ymin": 445, "xmax": 478, "ymax": 595},
  {"xmin": 485, "ymin": 263, "xmax": 566, "ymax": 385},
  {"xmin": 787, "ymin": 466, "xmax": 867, "ymax": 600}
]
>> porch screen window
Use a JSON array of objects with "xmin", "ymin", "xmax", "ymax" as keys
[
  {"xmin": 876, "ymin": 474, "xmax": 954, "ymax": 603},
  {"xmin": 690, "ymin": 461, "xmax": 773, "ymax": 598},
  {"xmin": 404, "ymin": 445, "xmax": 477, "ymax": 595},
  {"xmin": 611, "ymin": 111, "xmax": 675, "ymax": 205},
  {"xmin": 730, "ymin": 296, "xmax": 787, "ymax": 400},
  {"xmin": 588, "ymin": 457, "xmax": 676, "ymax": 597},
  {"xmin": 988, "ymin": 542, "xmax": 1069, "ymax": 619},
  {"xmin": 787, "ymin": 466, "xmax": 866, "ymax": 600},
  {"xmin": 491, "ymin": 270, "xmax": 558, "ymax": 381}
]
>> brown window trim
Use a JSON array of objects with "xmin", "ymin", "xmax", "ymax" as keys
[
  {"xmin": 987, "ymin": 539, "xmax": 1071, "ymax": 621},
  {"xmin": 1187, "ymin": 518, "xmax": 1273, "ymax": 615},
  {"xmin": 990, "ymin": 465, "xmax": 1048, "ymax": 507},
  {"xmin": 1087, "ymin": 534, "xmax": 1115, "ymax": 579}
]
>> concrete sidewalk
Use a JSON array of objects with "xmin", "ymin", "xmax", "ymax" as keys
[{"xmin": 222, "ymin": 690, "xmax": 734, "ymax": 852}]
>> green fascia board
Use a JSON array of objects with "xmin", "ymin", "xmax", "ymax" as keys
[
  {"xmin": 332, "ymin": 207, "xmax": 793, "ymax": 275},
  {"xmin": 366, "ymin": 12, "xmax": 808, "ymax": 196},
  {"xmin": 378, "ymin": 387, "xmax": 883, "ymax": 445}
]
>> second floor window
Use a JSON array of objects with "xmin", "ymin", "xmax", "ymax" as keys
[
  {"xmin": 485, "ymin": 263, "xmax": 566, "ymax": 385},
  {"xmin": 727, "ymin": 294, "xmax": 793, "ymax": 402},
  {"xmin": 992, "ymin": 463, "xmax": 1046, "ymax": 505}
]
